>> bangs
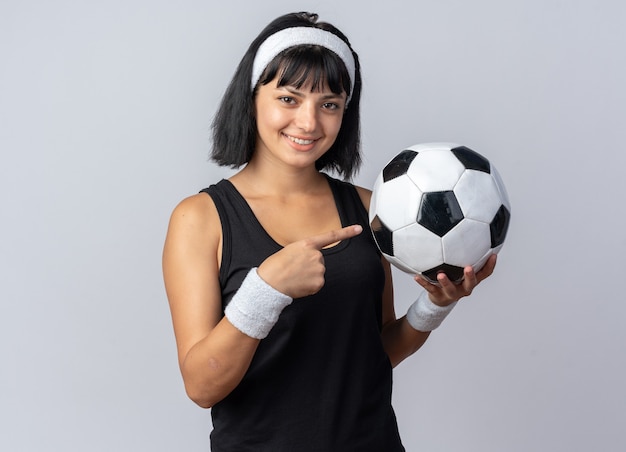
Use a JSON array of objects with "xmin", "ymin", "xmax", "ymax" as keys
[{"xmin": 258, "ymin": 45, "xmax": 351, "ymax": 98}]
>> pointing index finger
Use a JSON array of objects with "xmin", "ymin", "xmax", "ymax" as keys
[{"xmin": 307, "ymin": 224, "xmax": 363, "ymax": 250}]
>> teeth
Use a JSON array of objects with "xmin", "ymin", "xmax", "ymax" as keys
[{"xmin": 287, "ymin": 135, "xmax": 315, "ymax": 145}]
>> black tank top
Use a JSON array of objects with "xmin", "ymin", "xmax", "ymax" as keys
[{"xmin": 201, "ymin": 175, "xmax": 405, "ymax": 452}]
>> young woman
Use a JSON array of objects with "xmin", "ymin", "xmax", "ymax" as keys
[{"xmin": 163, "ymin": 11, "xmax": 496, "ymax": 451}]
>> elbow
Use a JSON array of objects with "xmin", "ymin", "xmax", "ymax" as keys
[
  {"xmin": 180, "ymin": 358, "xmax": 219, "ymax": 408},
  {"xmin": 185, "ymin": 384, "xmax": 218, "ymax": 409},
  {"xmin": 183, "ymin": 374, "xmax": 232, "ymax": 408},
  {"xmin": 381, "ymin": 320, "xmax": 432, "ymax": 368},
  {"xmin": 180, "ymin": 356, "xmax": 243, "ymax": 408},
  {"xmin": 192, "ymin": 398, "xmax": 214, "ymax": 410}
]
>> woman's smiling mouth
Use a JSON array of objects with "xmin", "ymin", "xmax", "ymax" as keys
[{"xmin": 284, "ymin": 133, "xmax": 317, "ymax": 145}]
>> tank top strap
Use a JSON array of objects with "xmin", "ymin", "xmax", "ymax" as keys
[
  {"xmin": 324, "ymin": 174, "xmax": 371, "ymax": 230},
  {"xmin": 200, "ymin": 179, "xmax": 282, "ymax": 295}
]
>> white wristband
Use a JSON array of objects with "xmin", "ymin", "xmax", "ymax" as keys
[
  {"xmin": 224, "ymin": 268, "xmax": 293, "ymax": 339},
  {"xmin": 406, "ymin": 291, "xmax": 457, "ymax": 332}
]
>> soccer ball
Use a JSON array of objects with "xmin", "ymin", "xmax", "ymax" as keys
[{"xmin": 369, "ymin": 143, "xmax": 511, "ymax": 284}]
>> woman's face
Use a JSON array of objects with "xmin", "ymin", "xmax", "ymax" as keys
[{"xmin": 253, "ymin": 77, "xmax": 346, "ymax": 171}]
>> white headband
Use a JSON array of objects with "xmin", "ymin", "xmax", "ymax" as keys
[{"xmin": 251, "ymin": 27, "xmax": 356, "ymax": 103}]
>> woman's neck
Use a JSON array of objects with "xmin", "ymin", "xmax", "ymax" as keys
[{"xmin": 231, "ymin": 159, "xmax": 327, "ymax": 197}]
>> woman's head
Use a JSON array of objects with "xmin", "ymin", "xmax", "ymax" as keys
[{"xmin": 211, "ymin": 12, "xmax": 362, "ymax": 179}]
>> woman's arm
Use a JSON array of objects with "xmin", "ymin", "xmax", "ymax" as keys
[
  {"xmin": 163, "ymin": 194, "xmax": 260, "ymax": 408},
  {"xmin": 379, "ymin": 257, "xmax": 432, "ymax": 367},
  {"xmin": 354, "ymin": 186, "xmax": 428, "ymax": 365}
]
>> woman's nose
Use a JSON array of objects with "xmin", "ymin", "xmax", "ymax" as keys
[{"xmin": 294, "ymin": 103, "xmax": 317, "ymax": 132}]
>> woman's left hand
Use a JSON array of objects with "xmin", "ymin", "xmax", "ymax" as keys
[{"xmin": 413, "ymin": 254, "xmax": 497, "ymax": 307}]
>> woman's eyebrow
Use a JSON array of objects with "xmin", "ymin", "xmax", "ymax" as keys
[{"xmin": 281, "ymin": 86, "xmax": 344, "ymax": 100}]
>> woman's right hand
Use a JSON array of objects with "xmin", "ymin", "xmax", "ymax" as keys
[{"xmin": 257, "ymin": 225, "xmax": 362, "ymax": 298}]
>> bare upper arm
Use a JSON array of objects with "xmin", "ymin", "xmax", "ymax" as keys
[{"xmin": 162, "ymin": 193, "xmax": 224, "ymax": 368}]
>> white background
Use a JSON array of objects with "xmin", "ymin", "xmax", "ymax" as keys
[{"xmin": 1, "ymin": 0, "xmax": 625, "ymax": 450}]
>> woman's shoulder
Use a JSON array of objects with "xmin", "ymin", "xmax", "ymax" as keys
[
  {"xmin": 172, "ymin": 191, "xmax": 216, "ymax": 216},
  {"xmin": 167, "ymin": 192, "xmax": 222, "ymax": 241}
]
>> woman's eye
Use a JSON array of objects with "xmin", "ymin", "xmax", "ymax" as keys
[
  {"xmin": 323, "ymin": 102, "xmax": 340, "ymax": 110},
  {"xmin": 279, "ymin": 96, "xmax": 296, "ymax": 104}
]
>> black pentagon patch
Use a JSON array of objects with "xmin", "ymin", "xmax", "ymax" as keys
[
  {"xmin": 382, "ymin": 150, "xmax": 418, "ymax": 182},
  {"xmin": 490, "ymin": 204, "xmax": 511, "ymax": 248},
  {"xmin": 451, "ymin": 146, "xmax": 491, "ymax": 173},
  {"xmin": 417, "ymin": 191, "xmax": 464, "ymax": 237},
  {"xmin": 422, "ymin": 264, "xmax": 465, "ymax": 285},
  {"xmin": 370, "ymin": 215, "xmax": 394, "ymax": 256}
]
